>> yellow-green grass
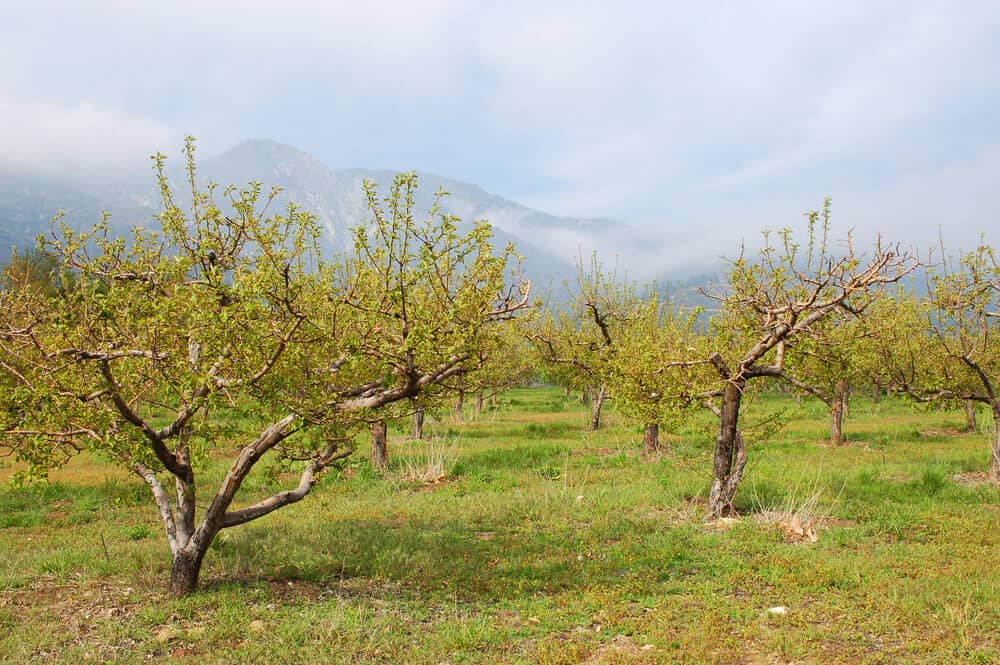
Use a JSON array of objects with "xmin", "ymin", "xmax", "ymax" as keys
[{"xmin": 1, "ymin": 388, "xmax": 998, "ymax": 663}]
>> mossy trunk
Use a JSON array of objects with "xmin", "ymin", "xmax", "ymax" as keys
[{"xmin": 371, "ymin": 419, "xmax": 388, "ymax": 471}]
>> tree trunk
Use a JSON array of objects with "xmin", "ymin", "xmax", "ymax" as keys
[
  {"xmin": 642, "ymin": 422, "xmax": 660, "ymax": 457},
  {"xmin": 991, "ymin": 408, "xmax": 1000, "ymax": 486},
  {"xmin": 589, "ymin": 385, "xmax": 606, "ymax": 430},
  {"xmin": 475, "ymin": 391, "xmax": 484, "ymax": 418},
  {"xmin": 580, "ymin": 389, "xmax": 589, "ymax": 405},
  {"xmin": 413, "ymin": 409, "xmax": 425, "ymax": 440},
  {"xmin": 169, "ymin": 544, "xmax": 209, "ymax": 598},
  {"xmin": 371, "ymin": 419, "xmax": 388, "ymax": 471},
  {"xmin": 708, "ymin": 380, "xmax": 747, "ymax": 518},
  {"xmin": 964, "ymin": 401, "xmax": 978, "ymax": 433},
  {"xmin": 872, "ymin": 380, "xmax": 880, "ymax": 404},
  {"xmin": 564, "ymin": 386, "xmax": 571, "ymax": 398},
  {"xmin": 455, "ymin": 390, "xmax": 465, "ymax": 420},
  {"xmin": 490, "ymin": 392, "xmax": 498, "ymax": 408},
  {"xmin": 830, "ymin": 379, "xmax": 848, "ymax": 445}
]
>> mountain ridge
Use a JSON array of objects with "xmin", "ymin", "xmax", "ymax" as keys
[{"xmin": 0, "ymin": 138, "xmax": 713, "ymax": 301}]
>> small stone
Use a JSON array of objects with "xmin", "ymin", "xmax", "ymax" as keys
[
  {"xmin": 249, "ymin": 620, "xmax": 266, "ymax": 633},
  {"xmin": 767, "ymin": 606, "xmax": 787, "ymax": 616},
  {"xmin": 155, "ymin": 626, "xmax": 180, "ymax": 643}
]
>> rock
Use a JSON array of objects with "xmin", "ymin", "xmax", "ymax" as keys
[{"xmin": 155, "ymin": 626, "xmax": 180, "ymax": 644}]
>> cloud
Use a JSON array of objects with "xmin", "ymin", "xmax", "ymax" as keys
[
  {"xmin": 0, "ymin": 98, "xmax": 175, "ymax": 181},
  {"xmin": 1, "ymin": 1, "xmax": 998, "ymax": 275}
]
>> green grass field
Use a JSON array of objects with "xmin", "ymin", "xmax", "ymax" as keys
[{"xmin": 2, "ymin": 387, "xmax": 999, "ymax": 664}]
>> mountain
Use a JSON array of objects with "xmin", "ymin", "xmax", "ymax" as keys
[{"xmin": 0, "ymin": 139, "xmax": 712, "ymax": 300}]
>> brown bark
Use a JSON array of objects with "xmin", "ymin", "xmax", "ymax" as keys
[
  {"xmin": 991, "ymin": 409, "xmax": 1000, "ymax": 486},
  {"xmin": 830, "ymin": 379, "xmax": 848, "ymax": 445},
  {"xmin": 589, "ymin": 385, "xmax": 606, "ymax": 430},
  {"xmin": 455, "ymin": 390, "xmax": 465, "ymax": 420},
  {"xmin": 708, "ymin": 380, "xmax": 747, "ymax": 518},
  {"xmin": 475, "ymin": 391, "xmax": 484, "ymax": 418},
  {"xmin": 371, "ymin": 419, "xmax": 388, "ymax": 471},
  {"xmin": 413, "ymin": 409, "xmax": 425, "ymax": 439},
  {"xmin": 642, "ymin": 422, "xmax": 660, "ymax": 457},
  {"xmin": 872, "ymin": 380, "xmax": 880, "ymax": 404},
  {"xmin": 964, "ymin": 400, "xmax": 978, "ymax": 433},
  {"xmin": 169, "ymin": 542, "xmax": 210, "ymax": 598}
]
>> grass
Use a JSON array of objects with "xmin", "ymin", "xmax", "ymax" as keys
[{"xmin": 1, "ymin": 387, "xmax": 999, "ymax": 663}]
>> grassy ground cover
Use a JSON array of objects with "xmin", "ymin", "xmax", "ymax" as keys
[{"xmin": 1, "ymin": 387, "xmax": 998, "ymax": 663}]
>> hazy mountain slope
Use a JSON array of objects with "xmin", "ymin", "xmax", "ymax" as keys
[{"xmin": 0, "ymin": 139, "xmax": 708, "ymax": 295}]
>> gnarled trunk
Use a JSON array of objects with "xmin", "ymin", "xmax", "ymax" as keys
[
  {"xmin": 413, "ymin": 409, "xmax": 425, "ymax": 440},
  {"xmin": 708, "ymin": 380, "xmax": 747, "ymax": 518},
  {"xmin": 589, "ymin": 385, "xmax": 606, "ymax": 431},
  {"xmin": 964, "ymin": 401, "xmax": 978, "ymax": 433},
  {"xmin": 642, "ymin": 422, "xmax": 660, "ymax": 457},
  {"xmin": 371, "ymin": 419, "xmax": 388, "ymax": 471},
  {"xmin": 830, "ymin": 379, "xmax": 848, "ymax": 446}
]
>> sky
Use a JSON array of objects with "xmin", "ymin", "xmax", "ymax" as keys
[{"xmin": 3, "ymin": 1, "xmax": 1000, "ymax": 270}]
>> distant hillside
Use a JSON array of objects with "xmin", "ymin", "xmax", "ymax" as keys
[{"xmin": 0, "ymin": 139, "xmax": 717, "ymax": 298}]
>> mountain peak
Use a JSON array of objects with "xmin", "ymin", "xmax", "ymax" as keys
[{"xmin": 205, "ymin": 139, "xmax": 337, "ymax": 190}]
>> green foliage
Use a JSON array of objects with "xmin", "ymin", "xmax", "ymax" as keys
[
  {"xmin": 0, "ymin": 140, "xmax": 530, "ymax": 593},
  {"xmin": 1, "ymin": 388, "xmax": 999, "ymax": 663}
]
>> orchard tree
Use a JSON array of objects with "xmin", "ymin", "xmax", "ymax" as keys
[
  {"xmin": 0, "ymin": 141, "xmax": 529, "ymax": 596},
  {"xmin": 574, "ymin": 277, "xmax": 714, "ymax": 456},
  {"xmin": 463, "ymin": 327, "xmax": 537, "ymax": 419},
  {"xmin": 778, "ymin": 310, "xmax": 877, "ymax": 445},
  {"xmin": 1, "ymin": 246, "xmax": 71, "ymax": 297},
  {"xmin": 875, "ymin": 245, "xmax": 1000, "ymax": 482},
  {"xmin": 527, "ymin": 257, "xmax": 628, "ymax": 430},
  {"xmin": 294, "ymin": 173, "xmax": 531, "ymax": 467},
  {"xmin": 702, "ymin": 202, "xmax": 915, "ymax": 517}
]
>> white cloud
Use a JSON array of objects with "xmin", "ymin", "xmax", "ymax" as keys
[
  {"xmin": 1, "ymin": 1, "xmax": 998, "ymax": 276},
  {"xmin": 0, "ymin": 98, "xmax": 175, "ymax": 181}
]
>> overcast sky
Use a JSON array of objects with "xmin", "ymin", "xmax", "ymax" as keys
[{"xmin": 3, "ymin": 1, "xmax": 999, "ymax": 266}]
